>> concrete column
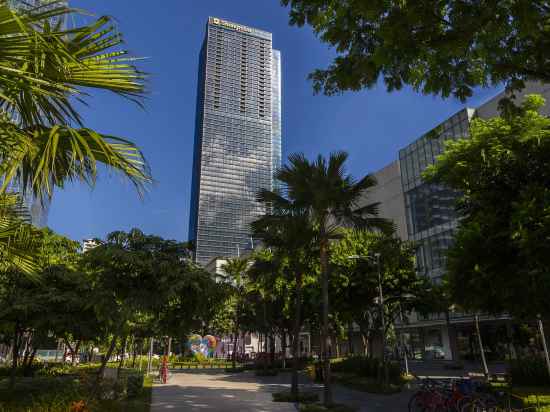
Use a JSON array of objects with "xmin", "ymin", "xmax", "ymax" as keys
[{"xmin": 441, "ymin": 326, "xmax": 453, "ymax": 361}]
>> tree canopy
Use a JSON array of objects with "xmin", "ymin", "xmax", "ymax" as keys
[
  {"xmin": 281, "ymin": 0, "xmax": 550, "ymax": 100},
  {"xmin": 424, "ymin": 94, "xmax": 550, "ymax": 319}
]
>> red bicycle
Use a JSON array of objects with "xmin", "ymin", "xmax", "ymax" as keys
[{"xmin": 409, "ymin": 376, "xmax": 473, "ymax": 412}]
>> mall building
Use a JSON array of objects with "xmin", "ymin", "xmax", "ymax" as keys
[{"xmin": 362, "ymin": 83, "xmax": 550, "ymax": 362}]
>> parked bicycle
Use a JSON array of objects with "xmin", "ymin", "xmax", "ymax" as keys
[
  {"xmin": 408, "ymin": 375, "xmax": 492, "ymax": 412},
  {"xmin": 409, "ymin": 374, "xmax": 533, "ymax": 412}
]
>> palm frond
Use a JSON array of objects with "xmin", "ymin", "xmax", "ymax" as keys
[
  {"xmin": 0, "ymin": 2, "xmax": 147, "ymax": 128},
  {"xmin": 0, "ymin": 192, "xmax": 42, "ymax": 275},
  {"xmin": 0, "ymin": 121, "xmax": 150, "ymax": 198}
]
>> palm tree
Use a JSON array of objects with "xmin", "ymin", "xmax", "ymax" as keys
[
  {"xmin": 0, "ymin": 193, "xmax": 42, "ymax": 274},
  {"xmin": 220, "ymin": 257, "xmax": 250, "ymax": 370},
  {"xmin": 0, "ymin": 2, "xmax": 151, "ymax": 273},
  {"xmin": 261, "ymin": 151, "xmax": 391, "ymax": 406},
  {"xmin": 0, "ymin": 2, "xmax": 150, "ymax": 198},
  {"xmin": 252, "ymin": 206, "xmax": 316, "ymax": 397}
]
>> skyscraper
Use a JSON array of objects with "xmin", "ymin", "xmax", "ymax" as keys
[
  {"xmin": 9, "ymin": 0, "xmax": 67, "ymax": 26},
  {"xmin": 189, "ymin": 17, "xmax": 282, "ymax": 265}
]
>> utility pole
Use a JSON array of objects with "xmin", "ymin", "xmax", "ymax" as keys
[
  {"xmin": 475, "ymin": 315, "xmax": 489, "ymax": 378},
  {"xmin": 147, "ymin": 338, "xmax": 154, "ymax": 375},
  {"xmin": 375, "ymin": 253, "xmax": 388, "ymax": 386},
  {"xmin": 398, "ymin": 302, "xmax": 410, "ymax": 376},
  {"xmin": 537, "ymin": 315, "xmax": 550, "ymax": 380}
]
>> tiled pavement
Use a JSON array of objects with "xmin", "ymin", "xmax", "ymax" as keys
[{"xmin": 151, "ymin": 369, "xmax": 414, "ymax": 412}]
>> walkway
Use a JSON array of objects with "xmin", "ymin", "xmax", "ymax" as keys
[
  {"xmin": 151, "ymin": 369, "xmax": 413, "ymax": 412},
  {"xmin": 150, "ymin": 370, "xmax": 295, "ymax": 412}
]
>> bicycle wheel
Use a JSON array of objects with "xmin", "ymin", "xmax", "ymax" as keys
[
  {"xmin": 454, "ymin": 396, "xmax": 473, "ymax": 412},
  {"xmin": 460, "ymin": 399, "xmax": 487, "ymax": 412},
  {"xmin": 409, "ymin": 392, "xmax": 427, "ymax": 412}
]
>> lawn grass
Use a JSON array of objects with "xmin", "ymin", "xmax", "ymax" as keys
[
  {"xmin": 491, "ymin": 383, "xmax": 550, "ymax": 411},
  {"xmin": 511, "ymin": 386, "xmax": 550, "ymax": 412}
]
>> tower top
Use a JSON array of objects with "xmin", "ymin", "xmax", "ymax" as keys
[{"xmin": 207, "ymin": 17, "xmax": 272, "ymax": 40}]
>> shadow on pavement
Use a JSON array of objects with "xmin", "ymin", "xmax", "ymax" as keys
[
  {"xmin": 151, "ymin": 383, "xmax": 296, "ymax": 412},
  {"xmin": 156, "ymin": 370, "xmax": 413, "ymax": 412}
]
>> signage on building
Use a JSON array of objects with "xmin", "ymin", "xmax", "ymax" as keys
[{"xmin": 210, "ymin": 17, "xmax": 253, "ymax": 34}]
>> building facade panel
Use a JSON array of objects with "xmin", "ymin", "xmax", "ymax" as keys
[
  {"xmin": 399, "ymin": 109, "xmax": 474, "ymax": 280},
  {"xmin": 359, "ymin": 161, "xmax": 408, "ymax": 241},
  {"xmin": 189, "ymin": 18, "xmax": 281, "ymax": 265}
]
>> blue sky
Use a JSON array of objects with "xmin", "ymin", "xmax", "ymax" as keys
[{"xmin": 48, "ymin": 0, "xmax": 500, "ymax": 242}]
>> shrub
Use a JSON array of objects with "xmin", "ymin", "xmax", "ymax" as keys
[
  {"xmin": 0, "ymin": 361, "xmax": 45, "ymax": 377},
  {"xmin": 127, "ymin": 374, "xmax": 145, "ymax": 398},
  {"xmin": 255, "ymin": 369, "xmax": 278, "ymax": 376},
  {"xmin": 254, "ymin": 355, "xmax": 311, "ymax": 370},
  {"xmin": 509, "ymin": 357, "xmax": 550, "ymax": 386},
  {"xmin": 299, "ymin": 403, "xmax": 358, "ymax": 412},
  {"xmin": 331, "ymin": 356, "xmax": 402, "ymax": 384},
  {"xmin": 334, "ymin": 374, "xmax": 402, "ymax": 394},
  {"xmin": 272, "ymin": 391, "xmax": 319, "ymax": 403},
  {"xmin": 37, "ymin": 363, "xmax": 74, "ymax": 377},
  {"xmin": 224, "ymin": 366, "xmax": 245, "ymax": 373},
  {"xmin": 194, "ymin": 352, "xmax": 206, "ymax": 362}
]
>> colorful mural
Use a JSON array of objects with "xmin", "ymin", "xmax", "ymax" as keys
[{"xmin": 188, "ymin": 334, "xmax": 219, "ymax": 358}]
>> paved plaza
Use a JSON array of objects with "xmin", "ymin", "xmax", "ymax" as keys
[{"xmin": 151, "ymin": 369, "xmax": 413, "ymax": 412}]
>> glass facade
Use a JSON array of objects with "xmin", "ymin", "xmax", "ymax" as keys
[
  {"xmin": 399, "ymin": 108, "xmax": 474, "ymax": 279},
  {"xmin": 189, "ymin": 18, "xmax": 282, "ymax": 265},
  {"xmin": 9, "ymin": 0, "xmax": 67, "ymax": 25}
]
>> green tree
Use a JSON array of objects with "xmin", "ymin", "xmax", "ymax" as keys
[
  {"xmin": 281, "ymin": 0, "xmax": 550, "ymax": 100},
  {"xmin": 0, "ymin": 2, "xmax": 150, "ymax": 197},
  {"xmin": 220, "ymin": 257, "xmax": 251, "ymax": 369},
  {"xmin": 253, "ymin": 205, "xmax": 317, "ymax": 396},
  {"xmin": 424, "ymin": 94, "xmax": 550, "ymax": 319},
  {"xmin": 83, "ymin": 229, "xmax": 192, "ymax": 382},
  {"xmin": 259, "ymin": 151, "xmax": 390, "ymax": 406},
  {"xmin": 0, "ymin": 2, "xmax": 151, "ymax": 274},
  {"xmin": 0, "ymin": 228, "xmax": 86, "ymax": 386},
  {"xmin": 330, "ymin": 230, "xmax": 428, "ymax": 359},
  {"xmin": 157, "ymin": 264, "xmax": 229, "ymax": 347}
]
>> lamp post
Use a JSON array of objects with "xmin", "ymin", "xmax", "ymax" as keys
[
  {"xmin": 398, "ymin": 301, "xmax": 410, "ymax": 376},
  {"xmin": 537, "ymin": 314, "xmax": 550, "ymax": 380}
]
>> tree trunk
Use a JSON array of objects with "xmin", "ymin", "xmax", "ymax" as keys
[
  {"xmin": 348, "ymin": 322, "xmax": 354, "ymax": 356},
  {"xmin": 320, "ymin": 235, "xmax": 332, "ymax": 406},
  {"xmin": 270, "ymin": 333, "xmax": 276, "ymax": 365},
  {"xmin": 63, "ymin": 338, "xmax": 75, "ymax": 365},
  {"xmin": 263, "ymin": 301, "xmax": 268, "ymax": 372},
  {"xmin": 232, "ymin": 329, "xmax": 238, "ymax": 369},
  {"xmin": 263, "ymin": 332, "xmax": 269, "ymax": 372},
  {"xmin": 72, "ymin": 340, "xmax": 81, "ymax": 366},
  {"xmin": 117, "ymin": 336, "xmax": 127, "ymax": 378},
  {"xmin": 291, "ymin": 271, "xmax": 303, "ymax": 397},
  {"xmin": 24, "ymin": 348, "xmax": 38, "ymax": 377},
  {"xmin": 9, "ymin": 326, "xmax": 21, "ymax": 389},
  {"xmin": 21, "ymin": 337, "xmax": 31, "ymax": 370},
  {"xmin": 281, "ymin": 331, "xmax": 287, "ymax": 369},
  {"xmin": 88, "ymin": 344, "xmax": 95, "ymax": 363},
  {"xmin": 132, "ymin": 339, "xmax": 138, "ymax": 369},
  {"xmin": 96, "ymin": 335, "xmax": 118, "ymax": 387}
]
